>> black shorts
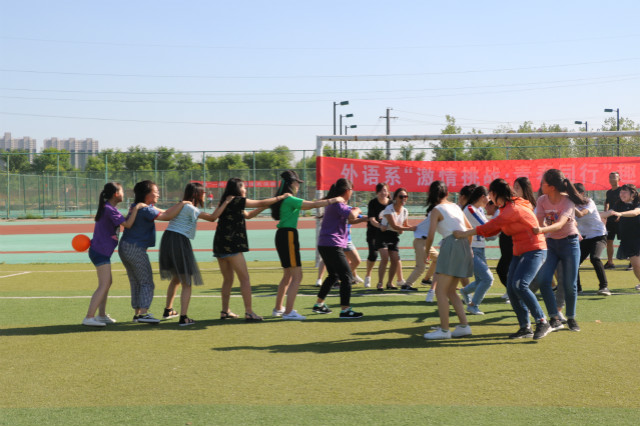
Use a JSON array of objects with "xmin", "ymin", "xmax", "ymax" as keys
[
  {"xmin": 606, "ymin": 221, "xmax": 618, "ymax": 241},
  {"xmin": 377, "ymin": 230, "xmax": 400, "ymax": 252},
  {"xmin": 275, "ymin": 228, "xmax": 301, "ymax": 268}
]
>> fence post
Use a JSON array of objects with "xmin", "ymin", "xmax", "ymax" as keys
[
  {"xmin": 252, "ymin": 151, "xmax": 256, "ymax": 199},
  {"xmin": 5, "ymin": 155, "xmax": 9, "ymax": 219}
]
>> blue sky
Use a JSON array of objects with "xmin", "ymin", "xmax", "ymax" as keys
[{"xmin": 1, "ymin": 0, "xmax": 639, "ymax": 156}]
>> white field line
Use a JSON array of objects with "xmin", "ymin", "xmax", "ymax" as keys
[{"xmin": 0, "ymin": 271, "xmax": 31, "ymax": 279}]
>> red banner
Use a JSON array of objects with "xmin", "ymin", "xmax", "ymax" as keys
[
  {"xmin": 191, "ymin": 180, "xmax": 277, "ymax": 189},
  {"xmin": 317, "ymin": 156, "xmax": 640, "ymax": 192}
]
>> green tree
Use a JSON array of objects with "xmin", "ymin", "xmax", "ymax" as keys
[
  {"xmin": 433, "ymin": 115, "xmax": 467, "ymax": 161},
  {"xmin": 364, "ymin": 146, "xmax": 386, "ymax": 160},
  {"xmin": 0, "ymin": 149, "xmax": 32, "ymax": 173},
  {"xmin": 594, "ymin": 116, "xmax": 640, "ymax": 156},
  {"xmin": 206, "ymin": 153, "xmax": 248, "ymax": 172},
  {"xmin": 124, "ymin": 146, "xmax": 153, "ymax": 171},
  {"xmin": 242, "ymin": 145, "xmax": 293, "ymax": 169},
  {"xmin": 395, "ymin": 144, "xmax": 426, "ymax": 161},
  {"xmin": 155, "ymin": 147, "xmax": 176, "ymax": 170},
  {"xmin": 31, "ymin": 148, "xmax": 73, "ymax": 173}
]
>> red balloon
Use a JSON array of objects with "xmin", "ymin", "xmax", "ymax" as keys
[{"xmin": 72, "ymin": 234, "xmax": 91, "ymax": 252}]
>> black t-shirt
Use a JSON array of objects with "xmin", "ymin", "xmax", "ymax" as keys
[
  {"xmin": 605, "ymin": 187, "xmax": 622, "ymax": 223},
  {"xmin": 213, "ymin": 197, "xmax": 248, "ymax": 255},
  {"xmin": 367, "ymin": 197, "xmax": 389, "ymax": 234},
  {"xmin": 614, "ymin": 200, "xmax": 640, "ymax": 241}
]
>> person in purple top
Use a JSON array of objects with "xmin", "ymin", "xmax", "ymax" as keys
[
  {"xmin": 82, "ymin": 182, "xmax": 146, "ymax": 327},
  {"xmin": 312, "ymin": 178, "xmax": 364, "ymax": 319}
]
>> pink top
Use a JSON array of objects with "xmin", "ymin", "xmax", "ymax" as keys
[{"xmin": 535, "ymin": 194, "xmax": 579, "ymax": 239}]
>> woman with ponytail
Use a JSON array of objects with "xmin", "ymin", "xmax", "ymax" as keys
[
  {"xmin": 312, "ymin": 178, "xmax": 364, "ymax": 318},
  {"xmin": 608, "ymin": 184, "xmax": 640, "ymax": 290},
  {"xmin": 270, "ymin": 170, "xmax": 344, "ymax": 320},
  {"xmin": 422, "ymin": 181, "xmax": 474, "ymax": 340},
  {"xmin": 82, "ymin": 182, "xmax": 146, "ymax": 327},
  {"xmin": 532, "ymin": 168, "xmax": 587, "ymax": 333}
]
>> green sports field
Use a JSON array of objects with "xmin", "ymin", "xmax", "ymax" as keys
[{"xmin": 1, "ymin": 261, "xmax": 639, "ymax": 425}]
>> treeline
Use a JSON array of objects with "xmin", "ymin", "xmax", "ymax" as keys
[{"xmin": 1, "ymin": 116, "xmax": 638, "ymax": 174}]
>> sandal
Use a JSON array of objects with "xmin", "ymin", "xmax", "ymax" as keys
[
  {"xmin": 179, "ymin": 316, "xmax": 196, "ymax": 326},
  {"xmin": 220, "ymin": 310, "xmax": 238, "ymax": 320},
  {"xmin": 245, "ymin": 312, "xmax": 263, "ymax": 322},
  {"xmin": 376, "ymin": 283, "xmax": 384, "ymax": 292},
  {"xmin": 386, "ymin": 284, "xmax": 398, "ymax": 290},
  {"xmin": 163, "ymin": 308, "xmax": 179, "ymax": 319}
]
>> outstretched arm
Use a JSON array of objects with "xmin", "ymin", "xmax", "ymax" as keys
[
  {"xmin": 199, "ymin": 196, "xmax": 234, "ymax": 222},
  {"xmin": 244, "ymin": 193, "xmax": 290, "ymax": 209},
  {"xmin": 156, "ymin": 201, "xmax": 189, "ymax": 221}
]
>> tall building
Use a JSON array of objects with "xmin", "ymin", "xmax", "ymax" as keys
[
  {"xmin": 43, "ymin": 137, "xmax": 99, "ymax": 169},
  {"xmin": 0, "ymin": 132, "xmax": 37, "ymax": 162}
]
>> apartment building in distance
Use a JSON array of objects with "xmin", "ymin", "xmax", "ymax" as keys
[
  {"xmin": 0, "ymin": 132, "xmax": 37, "ymax": 161},
  {"xmin": 43, "ymin": 137, "xmax": 99, "ymax": 169}
]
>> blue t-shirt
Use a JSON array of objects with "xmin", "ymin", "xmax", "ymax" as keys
[{"xmin": 121, "ymin": 205, "xmax": 160, "ymax": 248}]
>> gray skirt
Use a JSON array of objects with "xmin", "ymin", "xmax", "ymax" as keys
[
  {"xmin": 435, "ymin": 234, "xmax": 474, "ymax": 278},
  {"xmin": 159, "ymin": 230, "xmax": 204, "ymax": 286}
]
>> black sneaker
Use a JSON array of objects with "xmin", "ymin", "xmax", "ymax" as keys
[
  {"xmin": 509, "ymin": 327, "xmax": 534, "ymax": 339},
  {"xmin": 604, "ymin": 262, "xmax": 615, "ymax": 270},
  {"xmin": 312, "ymin": 304, "xmax": 332, "ymax": 314},
  {"xmin": 567, "ymin": 318, "xmax": 581, "ymax": 332},
  {"xmin": 400, "ymin": 284, "xmax": 418, "ymax": 292},
  {"xmin": 533, "ymin": 321, "xmax": 551, "ymax": 340},
  {"xmin": 597, "ymin": 287, "xmax": 612, "ymax": 296},
  {"xmin": 133, "ymin": 315, "xmax": 140, "ymax": 322},
  {"xmin": 339, "ymin": 308, "xmax": 363, "ymax": 319},
  {"xmin": 421, "ymin": 278, "xmax": 433, "ymax": 286},
  {"xmin": 136, "ymin": 313, "xmax": 160, "ymax": 324},
  {"xmin": 549, "ymin": 317, "xmax": 565, "ymax": 331}
]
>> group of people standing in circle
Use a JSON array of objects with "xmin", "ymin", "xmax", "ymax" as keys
[{"xmin": 82, "ymin": 168, "xmax": 640, "ymax": 342}]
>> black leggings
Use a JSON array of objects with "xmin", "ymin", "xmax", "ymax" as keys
[
  {"xmin": 366, "ymin": 231, "xmax": 378, "ymax": 262},
  {"xmin": 578, "ymin": 234, "xmax": 608, "ymax": 289},
  {"xmin": 317, "ymin": 245, "xmax": 353, "ymax": 307},
  {"xmin": 496, "ymin": 233, "xmax": 513, "ymax": 288}
]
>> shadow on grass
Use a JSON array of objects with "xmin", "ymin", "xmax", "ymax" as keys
[{"xmin": 213, "ymin": 326, "xmax": 536, "ymax": 354}]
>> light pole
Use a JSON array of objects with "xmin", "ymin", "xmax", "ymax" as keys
[
  {"xmin": 345, "ymin": 125, "xmax": 357, "ymax": 157},
  {"xmin": 574, "ymin": 120, "xmax": 588, "ymax": 157},
  {"xmin": 333, "ymin": 101, "xmax": 349, "ymax": 152},
  {"xmin": 340, "ymin": 113, "xmax": 354, "ymax": 156},
  {"xmin": 604, "ymin": 108, "xmax": 620, "ymax": 156}
]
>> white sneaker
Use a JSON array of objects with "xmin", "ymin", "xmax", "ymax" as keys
[
  {"xmin": 635, "ymin": 284, "xmax": 640, "ymax": 291},
  {"xmin": 355, "ymin": 275, "xmax": 364, "ymax": 283},
  {"xmin": 272, "ymin": 308, "xmax": 285, "ymax": 317},
  {"xmin": 423, "ymin": 327, "xmax": 451, "ymax": 340},
  {"xmin": 315, "ymin": 279, "xmax": 322, "ymax": 287},
  {"xmin": 501, "ymin": 292, "xmax": 509, "ymax": 299},
  {"xmin": 82, "ymin": 317, "xmax": 106, "ymax": 327},
  {"xmin": 396, "ymin": 280, "xmax": 406, "ymax": 287},
  {"xmin": 451, "ymin": 324, "xmax": 472, "ymax": 338},
  {"xmin": 282, "ymin": 310, "xmax": 306, "ymax": 320},
  {"xmin": 425, "ymin": 289, "xmax": 435, "ymax": 303},
  {"xmin": 364, "ymin": 276, "xmax": 371, "ymax": 288},
  {"xmin": 96, "ymin": 314, "xmax": 116, "ymax": 324}
]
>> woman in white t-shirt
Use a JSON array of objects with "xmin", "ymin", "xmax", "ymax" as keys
[
  {"xmin": 379, "ymin": 188, "xmax": 416, "ymax": 290},
  {"xmin": 422, "ymin": 181, "xmax": 474, "ymax": 340}
]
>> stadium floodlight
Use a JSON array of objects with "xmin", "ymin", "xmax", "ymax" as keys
[
  {"xmin": 333, "ymin": 101, "xmax": 350, "ymax": 151},
  {"xmin": 604, "ymin": 108, "xmax": 620, "ymax": 156}
]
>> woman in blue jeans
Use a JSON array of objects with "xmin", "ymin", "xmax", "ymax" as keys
[
  {"xmin": 532, "ymin": 169, "xmax": 586, "ymax": 333},
  {"xmin": 454, "ymin": 179, "xmax": 552, "ymax": 339},
  {"xmin": 459, "ymin": 185, "xmax": 494, "ymax": 315}
]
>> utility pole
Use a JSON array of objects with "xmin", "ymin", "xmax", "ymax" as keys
[{"xmin": 380, "ymin": 108, "xmax": 397, "ymax": 159}]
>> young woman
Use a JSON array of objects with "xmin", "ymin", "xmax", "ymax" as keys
[
  {"xmin": 82, "ymin": 182, "xmax": 145, "ymax": 327},
  {"xmin": 532, "ymin": 169, "xmax": 586, "ymax": 333},
  {"xmin": 270, "ymin": 170, "xmax": 344, "ymax": 320},
  {"xmin": 454, "ymin": 178, "xmax": 551, "ymax": 339},
  {"xmin": 160, "ymin": 182, "xmax": 234, "ymax": 326},
  {"xmin": 403, "ymin": 210, "xmax": 439, "ymax": 300},
  {"xmin": 312, "ymin": 178, "xmax": 364, "ymax": 318},
  {"xmin": 380, "ymin": 188, "xmax": 416, "ymax": 290},
  {"xmin": 119, "ymin": 180, "xmax": 188, "ymax": 323},
  {"xmin": 364, "ymin": 183, "xmax": 390, "ymax": 288},
  {"xmin": 422, "ymin": 181, "xmax": 473, "ymax": 340},
  {"xmin": 573, "ymin": 183, "xmax": 610, "ymax": 296},
  {"xmin": 459, "ymin": 186, "xmax": 494, "ymax": 315},
  {"xmin": 213, "ymin": 178, "xmax": 289, "ymax": 322},
  {"xmin": 609, "ymin": 184, "xmax": 640, "ymax": 290}
]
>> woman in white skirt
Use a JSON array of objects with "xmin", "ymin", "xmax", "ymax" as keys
[{"xmin": 423, "ymin": 181, "xmax": 474, "ymax": 340}]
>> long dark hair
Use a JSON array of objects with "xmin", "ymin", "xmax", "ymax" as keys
[
  {"xmin": 219, "ymin": 178, "xmax": 244, "ymax": 206},
  {"xmin": 392, "ymin": 187, "xmax": 408, "ymax": 202},
  {"xmin": 133, "ymin": 180, "xmax": 156, "ymax": 204},
  {"xmin": 620, "ymin": 184, "xmax": 640, "ymax": 208},
  {"xmin": 325, "ymin": 178, "xmax": 352, "ymax": 199},
  {"xmin": 514, "ymin": 176, "xmax": 537, "ymax": 208},
  {"xmin": 426, "ymin": 181, "xmax": 448, "ymax": 214},
  {"xmin": 542, "ymin": 169, "xmax": 586, "ymax": 205},
  {"xmin": 271, "ymin": 171, "xmax": 299, "ymax": 221},
  {"xmin": 488, "ymin": 179, "xmax": 514, "ymax": 207},
  {"xmin": 466, "ymin": 185, "xmax": 488, "ymax": 207},
  {"xmin": 95, "ymin": 182, "xmax": 122, "ymax": 222},
  {"xmin": 183, "ymin": 182, "xmax": 205, "ymax": 208}
]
